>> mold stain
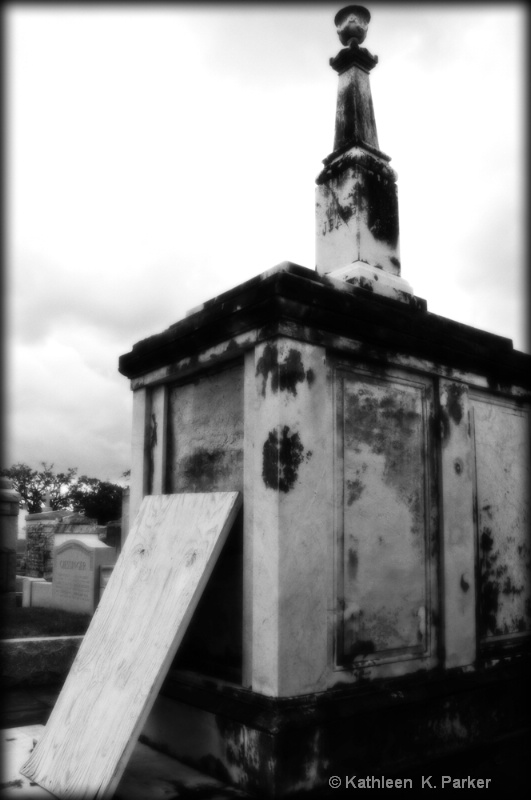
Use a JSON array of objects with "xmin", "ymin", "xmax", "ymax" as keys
[
  {"xmin": 278, "ymin": 349, "xmax": 306, "ymax": 395},
  {"xmin": 438, "ymin": 408, "xmax": 451, "ymax": 443},
  {"xmin": 262, "ymin": 426, "xmax": 308, "ymax": 493},
  {"xmin": 214, "ymin": 717, "xmax": 265, "ymax": 789},
  {"xmin": 182, "ymin": 448, "xmax": 228, "ymax": 489},
  {"xmin": 346, "ymin": 478, "xmax": 365, "ymax": 505},
  {"xmin": 256, "ymin": 343, "xmax": 278, "ymax": 397},
  {"xmin": 446, "ymin": 384, "xmax": 465, "ymax": 425},
  {"xmin": 344, "ymin": 386, "xmax": 423, "ymax": 536},
  {"xmin": 365, "ymin": 170, "xmax": 399, "ymax": 246},
  {"xmin": 348, "ymin": 549, "xmax": 359, "ymax": 579},
  {"xmin": 479, "ymin": 527, "xmax": 500, "ymax": 636},
  {"xmin": 147, "ymin": 412, "xmax": 158, "ymax": 494},
  {"xmin": 347, "ymin": 639, "xmax": 375, "ymax": 659},
  {"xmin": 478, "ymin": 526, "xmax": 527, "ymax": 636},
  {"xmin": 256, "ymin": 345, "xmax": 315, "ymax": 397}
]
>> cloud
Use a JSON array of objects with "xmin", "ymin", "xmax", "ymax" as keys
[
  {"xmin": 5, "ymin": 3, "xmax": 527, "ymax": 485},
  {"xmin": 7, "ymin": 337, "xmax": 131, "ymax": 481}
]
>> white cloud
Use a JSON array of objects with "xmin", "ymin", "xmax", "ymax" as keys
[{"xmin": 5, "ymin": 3, "xmax": 527, "ymax": 480}]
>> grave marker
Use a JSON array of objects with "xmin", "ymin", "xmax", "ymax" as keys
[{"xmin": 53, "ymin": 537, "xmax": 116, "ymax": 614}]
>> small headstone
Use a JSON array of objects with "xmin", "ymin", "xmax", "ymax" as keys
[{"xmin": 53, "ymin": 537, "xmax": 116, "ymax": 614}]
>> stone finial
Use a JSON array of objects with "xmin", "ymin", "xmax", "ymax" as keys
[{"xmin": 334, "ymin": 5, "xmax": 371, "ymax": 47}]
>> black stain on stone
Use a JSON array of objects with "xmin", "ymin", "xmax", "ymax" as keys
[
  {"xmin": 346, "ymin": 478, "xmax": 365, "ymax": 505},
  {"xmin": 256, "ymin": 343, "xmax": 279, "ymax": 397},
  {"xmin": 358, "ymin": 277, "xmax": 374, "ymax": 292},
  {"xmin": 262, "ymin": 426, "xmax": 306, "ymax": 492},
  {"xmin": 347, "ymin": 639, "xmax": 375, "ymax": 659},
  {"xmin": 502, "ymin": 575, "xmax": 524, "ymax": 597},
  {"xmin": 147, "ymin": 412, "xmax": 158, "ymax": 494},
  {"xmin": 480, "ymin": 529, "xmax": 494, "ymax": 553},
  {"xmin": 279, "ymin": 349, "xmax": 306, "ymax": 395},
  {"xmin": 479, "ymin": 527, "xmax": 502, "ymax": 636},
  {"xmin": 365, "ymin": 170, "xmax": 399, "ymax": 247},
  {"xmin": 182, "ymin": 448, "xmax": 228, "ymax": 489},
  {"xmin": 214, "ymin": 716, "xmax": 265, "ymax": 788},
  {"xmin": 446, "ymin": 383, "xmax": 465, "ymax": 425},
  {"xmin": 348, "ymin": 549, "xmax": 359, "ymax": 579},
  {"xmin": 256, "ymin": 345, "xmax": 315, "ymax": 397},
  {"xmin": 344, "ymin": 386, "xmax": 426, "ymax": 549}
]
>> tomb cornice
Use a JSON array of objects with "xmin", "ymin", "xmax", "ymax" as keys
[{"xmin": 119, "ymin": 264, "xmax": 530, "ymax": 391}]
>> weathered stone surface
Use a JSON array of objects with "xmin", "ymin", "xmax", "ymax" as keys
[
  {"xmin": 315, "ymin": 147, "xmax": 402, "ymax": 279},
  {"xmin": 332, "ymin": 56, "xmax": 379, "ymax": 151},
  {"xmin": 118, "ymin": 263, "xmax": 529, "ymax": 389},
  {"xmin": 53, "ymin": 537, "xmax": 116, "ymax": 614},
  {"xmin": 167, "ymin": 364, "xmax": 244, "ymax": 494},
  {"xmin": 1, "ymin": 636, "xmax": 83, "ymax": 687},
  {"xmin": 328, "ymin": 261, "xmax": 413, "ymax": 301},
  {"xmin": 337, "ymin": 367, "xmax": 438, "ymax": 675},
  {"xmin": 244, "ymin": 338, "xmax": 332, "ymax": 695},
  {"xmin": 439, "ymin": 380, "xmax": 476, "ymax": 668},
  {"xmin": 158, "ymin": 661, "xmax": 531, "ymax": 797},
  {"xmin": 471, "ymin": 393, "xmax": 530, "ymax": 647}
]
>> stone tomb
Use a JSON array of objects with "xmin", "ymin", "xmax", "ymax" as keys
[
  {"xmin": 53, "ymin": 536, "xmax": 116, "ymax": 614},
  {"xmin": 116, "ymin": 6, "xmax": 531, "ymax": 797}
]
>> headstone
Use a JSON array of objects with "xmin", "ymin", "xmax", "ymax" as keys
[
  {"xmin": 31, "ymin": 579, "xmax": 53, "ymax": 608},
  {"xmin": 53, "ymin": 536, "xmax": 116, "ymax": 614}
]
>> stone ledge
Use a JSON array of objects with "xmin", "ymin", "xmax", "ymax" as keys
[
  {"xmin": 1, "ymin": 635, "xmax": 83, "ymax": 688},
  {"xmin": 118, "ymin": 263, "xmax": 530, "ymax": 391}
]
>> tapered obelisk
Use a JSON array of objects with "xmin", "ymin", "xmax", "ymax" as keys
[{"xmin": 316, "ymin": 5, "xmax": 413, "ymax": 301}]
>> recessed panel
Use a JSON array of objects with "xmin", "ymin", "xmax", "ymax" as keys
[
  {"xmin": 167, "ymin": 364, "xmax": 244, "ymax": 493},
  {"xmin": 336, "ymin": 369, "xmax": 432, "ymax": 666},
  {"xmin": 471, "ymin": 394, "xmax": 531, "ymax": 649}
]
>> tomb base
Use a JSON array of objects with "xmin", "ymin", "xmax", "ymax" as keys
[
  {"xmin": 120, "ymin": 263, "xmax": 531, "ymax": 797},
  {"xmin": 144, "ymin": 661, "xmax": 531, "ymax": 797}
]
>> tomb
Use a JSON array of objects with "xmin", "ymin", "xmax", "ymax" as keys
[{"xmin": 117, "ymin": 6, "xmax": 531, "ymax": 797}]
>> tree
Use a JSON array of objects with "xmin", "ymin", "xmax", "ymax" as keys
[
  {"xmin": 0, "ymin": 462, "xmax": 77, "ymax": 513},
  {"xmin": 0, "ymin": 463, "xmax": 127, "ymax": 524},
  {"xmin": 66, "ymin": 476, "xmax": 123, "ymax": 525}
]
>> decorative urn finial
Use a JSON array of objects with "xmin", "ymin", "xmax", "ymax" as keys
[{"xmin": 334, "ymin": 5, "xmax": 371, "ymax": 48}]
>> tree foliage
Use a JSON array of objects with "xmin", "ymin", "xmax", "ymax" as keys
[
  {"xmin": 0, "ymin": 462, "xmax": 127, "ymax": 524},
  {"xmin": 67, "ymin": 476, "xmax": 123, "ymax": 525}
]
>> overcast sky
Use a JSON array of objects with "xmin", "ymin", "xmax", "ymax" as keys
[{"xmin": 5, "ymin": 2, "xmax": 527, "ymax": 483}]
